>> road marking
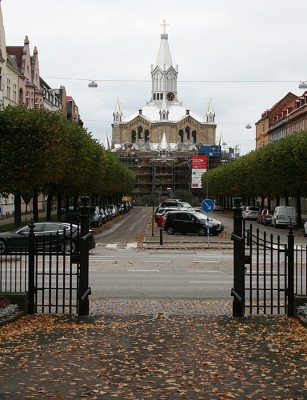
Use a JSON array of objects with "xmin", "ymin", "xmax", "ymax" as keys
[
  {"xmin": 188, "ymin": 270, "xmax": 219, "ymax": 273},
  {"xmin": 106, "ymin": 244, "xmax": 117, "ymax": 249},
  {"xmin": 127, "ymin": 242, "xmax": 138, "ymax": 248},
  {"xmin": 193, "ymin": 261, "xmax": 220, "ymax": 263},
  {"xmin": 190, "ymin": 280, "xmax": 232, "ymax": 284},
  {"xmin": 128, "ymin": 269, "xmax": 160, "ymax": 272}
]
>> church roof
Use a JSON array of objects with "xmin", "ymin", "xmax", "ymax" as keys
[{"xmin": 123, "ymin": 103, "xmax": 205, "ymax": 124}]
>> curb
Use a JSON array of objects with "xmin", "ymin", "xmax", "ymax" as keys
[{"xmin": 0, "ymin": 311, "xmax": 24, "ymax": 327}]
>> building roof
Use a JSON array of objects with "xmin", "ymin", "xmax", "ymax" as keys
[
  {"xmin": 6, "ymin": 46, "xmax": 23, "ymax": 71},
  {"xmin": 123, "ymin": 103, "xmax": 205, "ymax": 124}
]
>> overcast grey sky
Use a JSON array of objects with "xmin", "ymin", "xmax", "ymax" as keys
[{"xmin": 2, "ymin": 0, "xmax": 307, "ymax": 155}]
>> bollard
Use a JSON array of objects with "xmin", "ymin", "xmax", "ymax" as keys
[{"xmin": 160, "ymin": 228, "xmax": 163, "ymax": 245}]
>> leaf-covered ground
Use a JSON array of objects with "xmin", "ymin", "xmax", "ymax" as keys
[{"xmin": 0, "ymin": 314, "xmax": 306, "ymax": 399}]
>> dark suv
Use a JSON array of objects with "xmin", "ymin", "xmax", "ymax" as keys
[{"xmin": 164, "ymin": 211, "xmax": 223, "ymax": 236}]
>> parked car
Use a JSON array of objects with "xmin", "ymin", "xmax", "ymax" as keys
[
  {"xmin": 272, "ymin": 206, "xmax": 297, "ymax": 228},
  {"xmin": 155, "ymin": 206, "xmax": 183, "ymax": 223},
  {"xmin": 213, "ymin": 203, "xmax": 224, "ymax": 211},
  {"xmin": 242, "ymin": 206, "xmax": 260, "ymax": 220},
  {"xmin": 159, "ymin": 199, "xmax": 182, "ymax": 208},
  {"xmin": 89, "ymin": 207, "xmax": 103, "ymax": 227},
  {"xmin": 257, "ymin": 209, "xmax": 273, "ymax": 225},
  {"xmin": 304, "ymin": 221, "xmax": 307, "ymax": 237},
  {"xmin": 178, "ymin": 201, "xmax": 192, "ymax": 208},
  {"xmin": 105, "ymin": 204, "xmax": 119, "ymax": 218},
  {"xmin": 99, "ymin": 208, "xmax": 107, "ymax": 224},
  {"xmin": 163, "ymin": 211, "xmax": 224, "ymax": 236},
  {"xmin": 102, "ymin": 207, "xmax": 112, "ymax": 221},
  {"xmin": 0, "ymin": 222, "xmax": 96, "ymax": 255}
]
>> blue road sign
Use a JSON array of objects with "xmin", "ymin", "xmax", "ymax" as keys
[{"xmin": 201, "ymin": 199, "xmax": 215, "ymax": 213}]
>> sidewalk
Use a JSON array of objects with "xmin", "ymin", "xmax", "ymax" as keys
[{"xmin": 0, "ymin": 313, "xmax": 306, "ymax": 399}]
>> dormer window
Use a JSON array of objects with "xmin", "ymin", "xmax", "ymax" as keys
[{"xmin": 159, "ymin": 110, "xmax": 169, "ymax": 120}]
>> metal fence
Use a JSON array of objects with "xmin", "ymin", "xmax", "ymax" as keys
[
  {"xmin": 232, "ymin": 196, "xmax": 307, "ymax": 317},
  {"xmin": 0, "ymin": 194, "xmax": 92, "ymax": 318},
  {"xmin": 0, "ymin": 250, "xmax": 29, "ymax": 293}
]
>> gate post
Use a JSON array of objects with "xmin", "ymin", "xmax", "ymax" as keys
[
  {"xmin": 28, "ymin": 221, "xmax": 35, "ymax": 314},
  {"xmin": 79, "ymin": 193, "xmax": 90, "ymax": 317},
  {"xmin": 232, "ymin": 195, "xmax": 245, "ymax": 317},
  {"xmin": 287, "ymin": 225, "xmax": 295, "ymax": 317}
]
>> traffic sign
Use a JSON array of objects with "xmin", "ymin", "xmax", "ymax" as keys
[{"xmin": 201, "ymin": 199, "xmax": 215, "ymax": 213}]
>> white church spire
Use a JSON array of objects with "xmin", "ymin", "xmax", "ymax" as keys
[
  {"xmin": 206, "ymin": 98, "xmax": 215, "ymax": 123},
  {"xmin": 155, "ymin": 19, "xmax": 173, "ymax": 70},
  {"xmin": 113, "ymin": 98, "xmax": 123, "ymax": 125},
  {"xmin": 150, "ymin": 20, "xmax": 178, "ymax": 105}
]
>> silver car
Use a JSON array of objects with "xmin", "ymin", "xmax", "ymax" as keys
[{"xmin": 242, "ymin": 206, "xmax": 260, "ymax": 220}]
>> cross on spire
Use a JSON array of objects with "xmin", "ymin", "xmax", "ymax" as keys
[{"xmin": 160, "ymin": 19, "xmax": 169, "ymax": 34}]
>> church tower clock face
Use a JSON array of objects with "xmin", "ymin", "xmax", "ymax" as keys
[{"xmin": 166, "ymin": 92, "xmax": 175, "ymax": 101}]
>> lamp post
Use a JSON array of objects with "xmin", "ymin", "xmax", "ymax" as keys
[
  {"xmin": 206, "ymin": 153, "xmax": 213, "ymax": 199},
  {"xmin": 152, "ymin": 162, "xmax": 156, "ymax": 236},
  {"xmin": 138, "ymin": 164, "xmax": 141, "ymax": 201}
]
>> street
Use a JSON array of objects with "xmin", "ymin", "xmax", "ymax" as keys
[
  {"xmin": 89, "ymin": 249, "xmax": 233, "ymax": 299},
  {"xmin": 90, "ymin": 206, "xmax": 306, "ymax": 302}
]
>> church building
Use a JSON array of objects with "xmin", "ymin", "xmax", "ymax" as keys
[{"xmin": 111, "ymin": 21, "xmax": 217, "ymax": 202}]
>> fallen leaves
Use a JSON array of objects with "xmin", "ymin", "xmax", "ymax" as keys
[{"xmin": 0, "ymin": 314, "xmax": 306, "ymax": 399}]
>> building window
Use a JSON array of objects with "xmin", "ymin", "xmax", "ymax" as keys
[
  {"xmin": 179, "ymin": 130, "xmax": 184, "ymax": 143},
  {"xmin": 192, "ymin": 130, "xmax": 197, "ymax": 143},
  {"xmin": 13, "ymin": 83, "xmax": 17, "ymax": 103},
  {"xmin": 186, "ymin": 126, "xmax": 190, "ymax": 140},
  {"xmin": 138, "ymin": 126, "xmax": 143, "ymax": 139},
  {"xmin": 131, "ymin": 130, "xmax": 136, "ymax": 143},
  {"xmin": 7, "ymin": 77, "xmax": 11, "ymax": 99},
  {"xmin": 145, "ymin": 130, "xmax": 150, "ymax": 143},
  {"xmin": 26, "ymin": 91, "xmax": 30, "ymax": 108}
]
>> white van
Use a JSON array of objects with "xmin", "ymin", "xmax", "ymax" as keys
[{"xmin": 272, "ymin": 206, "xmax": 297, "ymax": 228}]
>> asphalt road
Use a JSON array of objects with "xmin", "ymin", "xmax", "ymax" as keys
[
  {"xmin": 92, "ymin": 207, "xmax": 233, "ymax": 299},
  {"xmin": 90, "ymin": 206, "xmax": 306, "ymax": 300}
]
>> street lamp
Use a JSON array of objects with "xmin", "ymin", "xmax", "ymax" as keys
[
  {"xmin": 152, "ymin": 162, "xmax": 156, "ymax": 236},
  {"xmin": 138, "ymin": 164, "xmax": 141, "ymax": 201},
  {"xmin": 88, "ymin": 80, "xmax": 98, "ymax": 88},
  {"xmin": 206, "ymin": 153, "xmax": 213, "ymax": 199}
]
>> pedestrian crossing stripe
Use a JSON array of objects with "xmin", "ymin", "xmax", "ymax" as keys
[{"xmin": 105, "ymin": 243, "xmax": 138, "ymax": 249}]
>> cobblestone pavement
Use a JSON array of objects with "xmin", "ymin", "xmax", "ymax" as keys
[{"xmin": 90, "ymin": 299, "xmax": 233, "ymax": 317}]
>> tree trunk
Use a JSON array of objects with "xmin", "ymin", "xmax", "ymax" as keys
[
  {"xmin": 33, "ymin": 192, "xmax": 39, "ymax": 222},
  {"xmin": 57, "ymin": 193, "xmax": 62, "ymax": 221},
  {"xmin": 46, "ymin": 193, "xmax": 53, "ymax": 221},
  {"xmin": 296, "ymin": 191, "xmax": 302, "ymax": 226},
  {"xmin": 14, "ymin": 191, "xmax": 22, "ymax": 227}
]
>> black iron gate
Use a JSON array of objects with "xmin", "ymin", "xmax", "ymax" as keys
[
  {"xmin": 31, "ymin": 240, "xmax": 80, "ymax": 315},
  {"xmin": 232, "ymin": 196, "xmax": 307, "ymax": 318},
  {"xmin": 28, "ymin": 194, "xmax": 92, "ymax": 317},
  {"xmin": 244, "ymin": 225, "xmax": 290, "ymax": 316}
]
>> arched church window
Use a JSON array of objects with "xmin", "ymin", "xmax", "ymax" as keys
[
  {"xmin": 179, "ymin": 130, "xmax": 184, "ymax": 143},
  {"xmin": 185, "ymin": 127, "xmax": 190, "ymax": 140},
  {"xmin": 131, "ymin": 130, "xmax": 136, "ymax": 143},
  {"xmin": 138, "ymin": 126, "xmax": 143, "ymax": 139},
  {"xmin": 145, "ymin": 130, "xmax": 150, "ymax": 143},
  {"xmin": 192, "ymin": 130, "xmax": 197, "ymax": 143}
]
